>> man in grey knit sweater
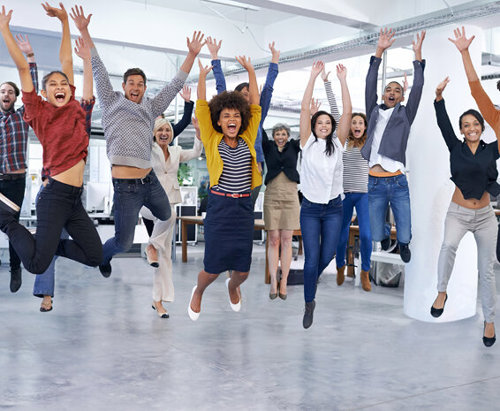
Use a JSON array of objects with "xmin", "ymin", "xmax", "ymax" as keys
[{"xmin": 71, "ymin": 6, "xmax": 205, "ymax": 276}]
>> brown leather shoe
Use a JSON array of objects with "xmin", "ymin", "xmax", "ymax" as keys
[
  {"xmin": 361, "ymin": 270, "xmax": 371, "ymax": 292},
  {"xmin": 337, "ymin": 265, "xmax": 346, "ymax": 286}
]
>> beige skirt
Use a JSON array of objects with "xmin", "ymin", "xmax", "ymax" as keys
[{"xmin": 263, "ymin": 172, "xmax": 300, "ymax": 231}]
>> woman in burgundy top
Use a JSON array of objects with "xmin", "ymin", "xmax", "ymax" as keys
[{"xmin": 0, "ymin": 4, "xmax": 102, "ymax": 273}]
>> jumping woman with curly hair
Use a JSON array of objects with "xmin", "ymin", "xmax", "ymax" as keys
[{"xmin": 187, "ymin": 56, "xmax": 261, "ymax": 321}]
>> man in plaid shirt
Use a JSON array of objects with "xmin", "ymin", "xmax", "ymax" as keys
[{"xmin": 0, "ymin": 34, "xmax": 38, "ymax": 293}]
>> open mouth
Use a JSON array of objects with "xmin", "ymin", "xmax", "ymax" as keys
[
  {"xmin": 55, "ymin": 92, "xmax": 66, "ymax": 103},
  {"xmin": 227, "ymin": 124, "xmax": 237, "ymax": 133},
  {"xmin": 158, "ymin": 135, "xmax": 169, "ymax": 142},
  {"xmin": 130, "ymin": 91, "xmax": 140, "ymax": 100},
  {"xmin": 353, "ymin": 129, "xmax": 362, "ymax": 137}
]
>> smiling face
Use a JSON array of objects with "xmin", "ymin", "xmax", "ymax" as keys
[
  {"xmin": 460, "ymin": 114, "xmax": 483, "ymax": 143},
  {"xmin": 382, "ymin": 81, "xmax": 404, "ymax": 108},
  {"xmin": 350, "ymin": 115, "xmax": 366, "ymax": 140},
  {"xmin": 273, "ymin": 128, "xmax": 289, "ymax": 149},
  {"xmin": 313, "ymin": 114, "xmax": 333, "ymax": 139},
  {"xmin": 122, "ymin": 74, "xmax": 146, "ymax": 104},
  {"xmin": 155, "ymin": 122, "xmax": 173, "ymax": 147},
  {"xmin": 41, "ymin": 72, "xmax": 72, "ymax": 107},
  {"xmin": 217, "ymin": 108, "xmax": 242, "ymax": 139},
  {"xmin": 0, "ymin": 83, "xmax": 17, "ymax": 112}
]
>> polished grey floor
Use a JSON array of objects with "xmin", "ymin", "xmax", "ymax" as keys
[{"xmin": 1, "ymin": 244, "xmax": 499, "ymax": 411}]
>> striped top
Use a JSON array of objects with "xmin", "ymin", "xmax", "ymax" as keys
[
  {"xmin": 343, "ymin": 140, "xmax": 369, "ymax": 193},
  {"xmin": 212, "ymin": 138, "xmax": 252, "ymax": 193}
]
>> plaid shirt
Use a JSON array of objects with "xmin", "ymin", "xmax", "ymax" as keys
[{"xmin": 0, "ymin": 62, "xmax": 38, "ymax": 173}]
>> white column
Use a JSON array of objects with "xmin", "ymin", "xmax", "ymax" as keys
[{"xmin": 404, "ymin": 25, "xmax": 483, "ymax": 322}]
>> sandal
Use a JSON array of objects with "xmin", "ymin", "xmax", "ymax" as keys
[{"xmin": 40, "ymin": 298, "xmax": 53, "ymax": 312}]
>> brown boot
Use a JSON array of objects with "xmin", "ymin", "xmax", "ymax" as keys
[
  {"xmin": 361, "ymin": 270, "xmax": 371, "ymax": 292},
  {"xmin": 336, "ymin": 265, "xmax": 346, "ymax": 286}
]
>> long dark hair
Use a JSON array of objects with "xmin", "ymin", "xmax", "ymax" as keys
[{"xmin": 311, "ymin": 110, "xmax": 336, "ymax": 156}]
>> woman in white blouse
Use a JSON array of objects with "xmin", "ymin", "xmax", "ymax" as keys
[
  {"xmin": 141, "ymin": 116, "xmax": 203, "ymax": 318},
  {"xmin": 299, "ymin": 61, "xmax": 351, "ymax": 329}
]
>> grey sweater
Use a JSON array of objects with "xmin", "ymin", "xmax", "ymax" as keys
[{"xmin": 91, "ymin": 47, "xmax": 187, "ymax": 168}]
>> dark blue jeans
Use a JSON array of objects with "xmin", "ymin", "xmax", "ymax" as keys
[
  {"xmin": 101, "ymin": 170, "xmax": 170, "ymax": 264},
  {"xmin": 0, "ymin": 175, "xmax": 26, "ymax": 270},
  {"xmin": 300, "ymin": 196, "xmax": 343, "ymax": 303},
  {"xmin": 336, "ymin": 192, "xmax": 372, "ymax": 272},
  {"xmin": 367, "ymin": 174, "xmax": 411, "ymax": 245},
  {"xmin": 3, "ymin": 178, "xmax": 102, "ymax": 274}
]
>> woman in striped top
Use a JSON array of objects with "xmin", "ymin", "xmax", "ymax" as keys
[
  {"xmin": 188, "ymin": 56, "xmax": 261, "ymax": 321},
  {"xmin": 321, "ymin": 70, "xmax": 372, "ymax": 291}
]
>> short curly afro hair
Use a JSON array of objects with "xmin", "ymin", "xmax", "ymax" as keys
[{"xmin": 208, "ymin": 91, "xmax": 251, "ymax": 135}]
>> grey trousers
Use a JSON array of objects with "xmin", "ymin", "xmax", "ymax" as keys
[{"xmin": 437, "ymin": 202, "xmax": 498, "ymax": 322}]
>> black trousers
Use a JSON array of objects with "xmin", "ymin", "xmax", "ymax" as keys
[
  {"xmin": 3, "ymin": 178, "xmax": 102, "ymax": 274},
  {"xmin": 0, "ymin": 175, "xmax": 26, "ymax": 270}
]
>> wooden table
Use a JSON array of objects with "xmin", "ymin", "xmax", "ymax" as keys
[{"xmin": 179, "ymin": 216, "xmax": 267, "ymax": 263}]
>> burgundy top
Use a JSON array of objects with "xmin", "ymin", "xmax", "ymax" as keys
[{"xmin": 22, "ymin": 85, "xmax": 93, "ymax": 177}]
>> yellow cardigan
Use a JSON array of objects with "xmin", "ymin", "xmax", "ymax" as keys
[{"xmin": 195, "ymin": 99, "xmax": 262, "ymax": 190}]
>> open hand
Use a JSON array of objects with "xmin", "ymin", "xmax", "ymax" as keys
[
  {"xmin": 412, "ymin": 30, "xmax": 426, "ymax": 55},
  {"xmin": 435, "ymin": 76, "xmax": 450, "ymax": 100},
  {"xmin": 179, "ymin": 85, "xmax": 191, "ymax": 102},
  {"xmin": 320, "ymin": 66, "xmax": 330, "ymax": 82},
  {"xmin": 206, "ymin": 36, "xmax": 222, "ymax": 59},
  {"xmin": 0, "ymin": 6, "xmax": 13, "ymax": 30},
  {"xmin": 310, "ymin": 98, "xmax": 321, "ymax": 116},
  {"xmin": 187, "ymin": 31, "xmax": 205, "ymax": 56},
  {"xmin": 269, "ymin": 41, "xmax": 280, "ymax": 63},
  {"xmin": 74, "ymin": 36, "xmax": 90, "ymax": 60},
  {"xmin": 336, "ymin": 64, "xmax": 347, "ymax": 81},
  {"xmin": 197, "ymin": 58, "xmax": 212, "ymax": 77},
  {"xmin": 70, "ymin": 5, "xmax": 92, "ymax": 31},
  {"xmin": 15, "ymin": 34, "xmax": 33, "ymax": 55},
  {"xmin": 310, "ymin": 61, "xmax": 324, "ymax": 78},
  {"xmin": 42, "ymin": 2, "xmax": 68, "ymax": 21},
  {"xmin": 236, "ymin": 55, "xmax": 254, "ymax": 72},
  {"xmin": 377, "ymin": 28, "xmax": 396, "ymax": 51},
  {"xmin": 448, "ymin": 26, "xmax": 475, "ymax": 53}
]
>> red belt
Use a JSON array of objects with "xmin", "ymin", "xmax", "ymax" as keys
[{"xmin": 210, "ymin": 189, "xmax": 250, "ymax": 198}]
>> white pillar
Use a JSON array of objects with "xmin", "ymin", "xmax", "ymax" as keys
[{"xmin": 404, "ymin": 25, "xmax": 483, "ymax": 322}]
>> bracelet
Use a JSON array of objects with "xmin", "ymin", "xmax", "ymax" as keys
[{"xmin": 26, "ymin": 52, "xmax": 34, "ymax": 58}]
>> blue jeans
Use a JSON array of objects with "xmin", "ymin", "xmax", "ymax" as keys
[
  {"xmin": 336, "ymin": 192, "xmax": 372, "ymax": 272},
  {"xmin": 102, "ymin": 170, "xmax": 170, "ymax": 264},
  {"xmin": 368, "ymin": 174, "xmax": 411, "ymax": 245},
  {"xmin": 300, "ymin": 196, "xmax": 343, "ymax": 303}
]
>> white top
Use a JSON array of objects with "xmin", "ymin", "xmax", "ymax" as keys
[
  {"xmin": 368, "ymin": 107, "xmax": 405, "ymax": 173},
  {"xmin": 140, "ymin": 138, "xmax": 203, "ymax": 220},
  {"xmin": 300, "ymin": 134, "xmax": 344, "ymax": 204}
]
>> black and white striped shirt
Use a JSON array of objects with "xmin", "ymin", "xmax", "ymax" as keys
[
  {"xmin": 343, "ymin": 141, "xmax": 369, "ymax": 193},
  {"xmin": 212, "ymin": 138, "xmax": 252, "ymax": 193}
]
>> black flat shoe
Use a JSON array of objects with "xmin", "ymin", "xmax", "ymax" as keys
[
  {"xmin": 483, "ymin": 321, "xmax": 496, "ymax": 347},
  {"xmin": 430, "ymin": 294, "xmax": 448, "ymax": 318}
]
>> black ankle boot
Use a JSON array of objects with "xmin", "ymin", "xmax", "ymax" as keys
[{"xmin": 303, "ymin": 300, "xmax": 316, "ymax": 329}]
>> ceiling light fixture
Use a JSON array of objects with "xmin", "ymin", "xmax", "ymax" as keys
[{"xmin": 201, "ymin": 0, "xmax": 260, "ymax": 12}]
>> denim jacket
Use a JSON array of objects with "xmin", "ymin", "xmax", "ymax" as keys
[{"xmin": 361, "ymin": 56, "xmax": 425, "ymax": 166}]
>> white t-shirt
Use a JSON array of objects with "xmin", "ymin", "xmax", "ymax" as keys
[
  {"xmin": 369, "ymin": 107, "xmax": 405, "ymax": 173},
  {"xmin": 300, "ymin": 134, "xmax": 344, "ymax": 204}
]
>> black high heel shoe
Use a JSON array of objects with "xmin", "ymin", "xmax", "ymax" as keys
[
  {"xmin": 483, "ymin": 321, "xmax": 496, "ymax": 347},
  {"xmin": 430, "ymin": 294, "xmax": 448, "ymax": 318}
]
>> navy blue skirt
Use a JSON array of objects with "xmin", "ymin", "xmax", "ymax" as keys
[{"xmin": 203, "ymin": 190, "xmax": 254, "ymax": 274}]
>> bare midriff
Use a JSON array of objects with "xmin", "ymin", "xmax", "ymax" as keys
[
  {"xmin": 452, "ymin": 187, "xmax": 490, "ymax": 210},
  {"xmin": 369, "ymin": 164, "xmax": 402, "ymax": 177},
  {"xmin": 7, "ymin": 169, "xmax": 26, "ymax": 174},
  {"xmin": 52, "ymin": 159, "xmax": 85, "ymax": 187},
  {"xmin": 111, "ymin": 165, "xmax": 152, "ymax": 179}
]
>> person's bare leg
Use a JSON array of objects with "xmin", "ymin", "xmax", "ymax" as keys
[
  {"xmin": 190, "ymin": 270, "xmax": 218, "ymax": 313},
  {"xmin": 432, "ymin": 291, "xmax": 447, "ymax": 309},
  {"xmin": 227, "ymin": 271, "xmax": 249, "ymax": 304},
  {"xmin": 279, "ymin": 230, "xmax": 293, "ymax": 296},
  {"xmin": 267, "ymin": 230, "xmax": 280, "ymax": 296},
  {"xmin": 485, "ymin": 321, "xmax": 496, "ymax": 338},
  {"xmin": 153, "ymin": 300, "xmax": 167, "ymax": 315}
]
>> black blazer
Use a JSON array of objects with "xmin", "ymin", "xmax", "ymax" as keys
[{"xmin": 262, "ymin": 129, "xmax": 301, "ymax": 185}]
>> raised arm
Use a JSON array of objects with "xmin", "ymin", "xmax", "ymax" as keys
[
  {"xmin": 0, "ymin": 7, "xmax": 33, "ymax": 92},
  {"xmin": 405, "ymin": 30, "xmax": 426, "ymax": 124},
  {"xmin": 336, "ymin": 64, "xmax": 352, "ymax": 146},
  {"xmin": 300, "ymin": 61, "xmax": 324, "ymax": 147},
  {"xmin": 433, "ymin": 77, "xmax": 459, "ymax": 151},
  {"xmin": 74, "ymin": 37, "xmax": 93, "ymax": 101},
  {"xmin": 235, "ymin": 56, "xmax": 258, "ymax": 105},
  {"xmin": 15, "ymin": 33, "xmax": 38, "ymax": 93},
  {"xmin": 450, "ymin": 26, "xmax": 500, "ymax": 143},
  {"xmin": 259, "ymin": 42, "xmax": 279, "ymax": 125},
  {"xmin": 197, "ymin": 59, "xmax": 212, "ymax": 102},
  {"xmin": 179, "ymin": 126, "xmax": 203, "ymax": 163},
  {"xmin": 42, "ymin": 2, "xmax": 73, "ymax": 84},
  {"xmin": 321, "ymin": 66, "xmax": 340, "ymax": 123},
  {"xmin": 179, "ymin": 31, "xmax": 205, "ymax": 75},
  {"xmin": 172, "ymin": 85, "xmax": 194, "ymax": 138},
  {"xmin": 207, "ymin": 36, "xmax": 226, "ymax": 94}
]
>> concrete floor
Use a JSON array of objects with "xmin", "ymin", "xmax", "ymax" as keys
[{"xmin": 0, "ymin": 243, "xmax": 499, "ymax": 411}]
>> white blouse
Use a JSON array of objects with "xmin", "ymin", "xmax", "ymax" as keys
[{"xmin": 300, "ymin": 134, "xmax": 344, "ymax": 204}]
